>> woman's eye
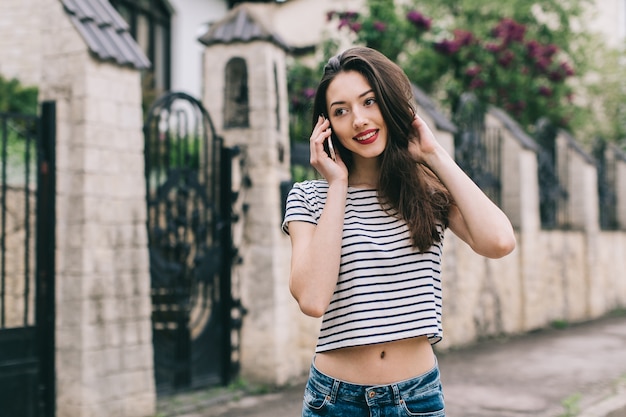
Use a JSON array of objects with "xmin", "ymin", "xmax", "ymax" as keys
[
  {"xmin": 365, "ymin": 97, "xmax": 377, "ymax": 106},
  {"xmin": 334, "ymin": 108, "xmax": 347, "ymax": 116}
]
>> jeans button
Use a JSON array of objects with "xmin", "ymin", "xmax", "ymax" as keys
[{"xmin": 368, "ymin": 391, "xmax": 375, "ymax": 398}]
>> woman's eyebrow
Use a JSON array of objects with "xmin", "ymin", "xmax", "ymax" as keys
[{"xmin": 329, "ymin": 89, "xmax": 375, "ymax": 108}]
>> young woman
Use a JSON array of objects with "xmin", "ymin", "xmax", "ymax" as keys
[{"xmin": 282, "ymin": 47, "xmax": 516, "ymax": 417}]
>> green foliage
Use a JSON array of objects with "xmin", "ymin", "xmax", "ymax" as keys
[
  {"xmin": 287, "ymin": 63, "xmax": 318, "ymax": 144},
  {"xmin": 0, "ymin": 75, "xmax": 38, "ymax": 114},
  {"xmin": 286, "ymin": 0, "xmax": 626, "ymax": 163},
  {"xmin": 0, "ymin": 75, "xmax": 39, "ymax": 181},
  {"xmin": 584, "ymin": 42, "xmax": 626, "ymax": 146},
  {"xmin": 324, "ymin": 0, "xmax": 598, "ymax": 134}
]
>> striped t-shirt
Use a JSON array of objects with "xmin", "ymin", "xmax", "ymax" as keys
[{"xmin": 282, "ymin": 179, "xmax": 444, "ymax": 353}]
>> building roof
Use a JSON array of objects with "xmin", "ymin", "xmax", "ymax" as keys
[
  {"xmin": 198, "ymin": 3, "xmax": 290, "ymax": 51},
  {"xmin": 61, "ymin": 0, "xmax": 151, "ymax": 69}
]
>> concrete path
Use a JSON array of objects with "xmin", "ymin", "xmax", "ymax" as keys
[{"xmin": 161, "ymin": 313, "xmax": 626, "ymax": 417}]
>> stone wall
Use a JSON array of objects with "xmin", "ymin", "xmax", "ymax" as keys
[
  {"xmin": 201, "ymin": 37, "xmax": 626, "ymax": 385},
  {"xmin": 437, "ymin": 108, "xmax": 626, "ymax": 349},
  {"xmin": 2, "ymin": 0, "xmax": 625, "ymax": 402},
  {"xmin": 36, "ymin": 1, "xmax": 156, "ymax": 416},
  {"xmin": 0, "ymin": 0, "xmax": 42, "ymax": 86},
  {"xmin": 202, "ymin": 41, "xmax": 297, "ymax": 386}
]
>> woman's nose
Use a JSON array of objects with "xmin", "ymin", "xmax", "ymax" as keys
[{"xmin": 352, "ymin": 110, "xmax": 367, "ymax": 129}]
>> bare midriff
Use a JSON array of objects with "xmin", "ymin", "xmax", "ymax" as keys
[{"xmin": 314, "ymin": 335, "xmax": 435, "ymax": 385}]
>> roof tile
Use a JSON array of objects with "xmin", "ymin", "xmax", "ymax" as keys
[
  {"xmin": 61, "ymin": 0, "xmax": 150, "ymax": 69},
  {"xmin": 198, "ymin": 3, "xmax": 290, "ymax": 51}
]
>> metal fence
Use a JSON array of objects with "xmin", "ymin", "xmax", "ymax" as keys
[
  {"xmin": 287, "ymin": 93, "xmax": 624, "ymax": 232},
  {"xmin": 0, "ymin": 102, "xmax": 56, "ymax": 417},
  {"xmin": 534, "ymin": 118, "xmax": 570, "ymax": 229},
  {"xmin": 594, "ymin": 140, "xmax": 621, "ymax": 230},
  {"xmin": 453, "ymin": 93, "xmax": 502, "ymax": 207}
]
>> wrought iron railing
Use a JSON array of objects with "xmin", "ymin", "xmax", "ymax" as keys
[
  {"xmin": 453, "ymin": 93, "xmax": 502, "ymax": 206},
  {"xmin": 594, "ymin": 139, "xmax": 620, "ymax": 230}
]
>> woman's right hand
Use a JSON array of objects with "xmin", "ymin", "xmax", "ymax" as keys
[{"xmin": 309, "ymin": 115, "xmax": 348, "ymax": 184}]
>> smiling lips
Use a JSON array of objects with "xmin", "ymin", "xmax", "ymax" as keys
[{"xmin": 354, "ymin": 129, "xmax": 378, "ymax": 144}]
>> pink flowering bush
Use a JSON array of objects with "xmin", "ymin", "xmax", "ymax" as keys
[{"xmin": 323, "ymin": 0, "xmax": 590, "ymax": 132}]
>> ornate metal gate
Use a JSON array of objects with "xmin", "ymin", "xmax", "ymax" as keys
[
  {"xmin": 143, "ymin": 92, "xmax": 239, "ymax": 393},
  {"xmin": 0, "ymin": 102, "xmax": 56, "ymax": 417}
]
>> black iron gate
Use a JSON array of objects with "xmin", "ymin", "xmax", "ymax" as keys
[
  {"xmin": 143, "ymin": 92, "xmax": 240, "ymax": 393},
  {"xmin": 0, "ymin": 101, "xmax": 56, "ymax": 417}
]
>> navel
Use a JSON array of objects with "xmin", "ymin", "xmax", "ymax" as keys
[{"xmin": 380, "ymin": 350, "xmax": 385, "ymax": 359}]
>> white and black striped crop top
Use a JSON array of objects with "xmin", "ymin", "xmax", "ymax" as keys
[{"xmin": 282, "ymin": 180, "xmax": 444, "ymax": 353}]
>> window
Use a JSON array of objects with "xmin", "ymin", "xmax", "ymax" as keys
[
  {"xmin": 224, "ymin": 58, "xmax": 249, "ymax": 128},
  {"xmin": 110, "ymin": 0, "xmax": 172, "ymax": 94}
]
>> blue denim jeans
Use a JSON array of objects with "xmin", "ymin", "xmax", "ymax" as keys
[{"xmin": 302, "ymin": 358, "xmax": 445, "ymax": 417}]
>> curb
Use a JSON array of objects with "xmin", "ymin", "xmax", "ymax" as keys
[
  {"xmin": 579, "ymin": 380, "xmax": 626, "ymax": 417},
  {"xmin": 156, "ymin": 388, "xmax": 246, "ymax": 417}
]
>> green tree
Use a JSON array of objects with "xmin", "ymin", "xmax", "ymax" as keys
[{"xmin": 0, "ymin": 75, "xmax": 38, "ymax": 114}]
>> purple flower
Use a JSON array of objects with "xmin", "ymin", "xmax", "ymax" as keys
[
  {"xmin": 560, "ymin": 61, "xmax": 575, "ymax": 77},
  {"xmin": 434, "ymin": 30, "xmax": 474, "ymax": 55},
  {"xmin": 492, "ymin": 18, "xmax": 526, "ymax": 43},
  {"xmin": 337, "ymin": 18, "xmax": 349, "ymax": 30},
  {"xmin": 434, "ymin": 39, "xmax": 460, "ymax": 55},
  {"xmin": 542, "ymin": 44, "xmax": 558, "ymax": 59},
  {"xmin": 527, "ymin": 41, "xmax": 562, "ymax": 78},
  {"xmin": 497, "ymin": 50, "xmax": 515, "ymax": 68},
  {"xmin": 465, "ymin": 65, "xmax": 481, "ymax": 77},
  {"xmin": 350, "ymin": 22, "xmax": 362, "ymax": 33},
  {"xmin": 453, "ymin": 29, "xmax": 475, "ymax": 46},
  {"xmin": 303, "ymin": 88, "xmax": 316, "ymax": 100},
  {"xmin": 538, "ymin": 85, "xmax": 552, "ymax": 97},
  {"xmin": 526, "ymin": 40, "xmax": 541, "ymax": 57},
  {"xmin": 335, "ymin": 10, "xmax": 359, "ymax": 31},
  {"xmin": 485, "ymin": 42, "xmax": 501, "ymax": 53},
  {"xmin": 406, "ymin": 10, "xmax": 432, "ymax": 30},
  {"xmin": 326, "ymin": 11, "xmax": 336, "ymax": 22},
  {"xmin": 373, "ymin": 21, "xmax": 387, "ymax": 32},
  {"xmin": 469, "ymin": 78, "xmax": 485, "ymax": 89},
  {"xmin": 535, "ymin": 57, "xmax": 551, "ymax": 72}
]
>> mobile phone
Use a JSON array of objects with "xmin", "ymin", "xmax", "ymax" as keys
[
  {"xmin": 321, "ymin": 115, "xmax": 336, "ymax": 161},
  {"xmin": 326, "ymin": 137, "xmax": 336, "ymax": 161}
]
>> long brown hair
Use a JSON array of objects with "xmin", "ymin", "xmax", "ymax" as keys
[{"xmin": 312, "ymin": 46, "xmax": 452, "ymax": 251}]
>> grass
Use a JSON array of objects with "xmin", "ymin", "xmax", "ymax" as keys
[{"xmin": 559, "ymin": 393, "xmax": 582, "ymax": 417}]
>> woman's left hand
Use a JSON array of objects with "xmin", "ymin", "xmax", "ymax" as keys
[{"xmin": 407, "ymin": 114, "xmax": 441, "ymax": 164}]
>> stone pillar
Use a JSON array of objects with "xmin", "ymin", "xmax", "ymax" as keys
[
  {"xmin": 40, "ymin": 1, "xmax": 155, "ymax": 416},
  {"xmin": 202, "ymin": 41, "xmax": 298, "ymax": 385},
  {"xmin": 556, "ymin": 131, "xmax": 599, "ymax": 232},
  {"xmin": 487, "ymin": 109, "xmax": 541, "ymax": 233}
]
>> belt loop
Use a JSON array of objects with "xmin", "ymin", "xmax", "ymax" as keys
[
  {"xmin": 329, "ymin": 379, "xmax": 340, "ymax": 404},
  {"xmin": 392, "ymin": 384, "xmax": 401, "ymax": 405}
]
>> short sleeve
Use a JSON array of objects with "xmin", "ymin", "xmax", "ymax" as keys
[{"xmin": 281, "ymin": 181, "xmax": 322, "ymax": 235}]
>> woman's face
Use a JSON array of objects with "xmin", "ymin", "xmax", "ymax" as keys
[{"xmin": 326, "ymin": 71, "xmax": 388, "ymax": 161}]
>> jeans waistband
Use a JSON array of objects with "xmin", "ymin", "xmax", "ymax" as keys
[{"xmin": 307, "ymin": 357, "xmax": 440, "ymax": 406}]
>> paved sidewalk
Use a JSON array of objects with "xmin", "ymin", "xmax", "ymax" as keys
[{"xmin": 160, "ymin": 313, "xmax": 626, "ymax": 417}]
